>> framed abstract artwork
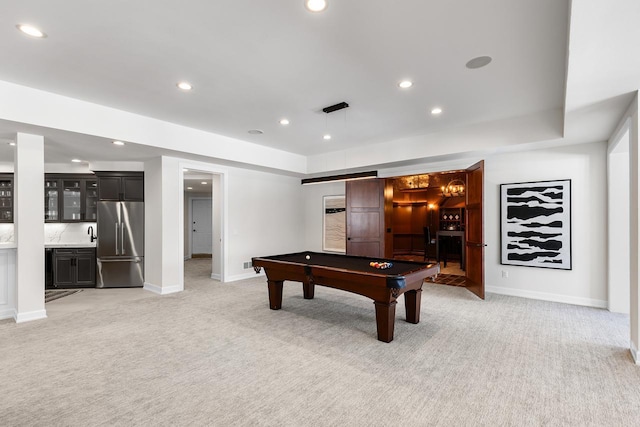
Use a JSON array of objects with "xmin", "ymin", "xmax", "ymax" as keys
[
  {"xmin": 500, "ymin": 179, "xmax": 571, "ymax": 270},
  {"xmin": 323, "ymin": 195, "xmax": 346, "ymax": 253}
]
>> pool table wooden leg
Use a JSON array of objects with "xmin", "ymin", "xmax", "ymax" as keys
[
  {"xmin": 404, "ymin": 289, "xmax": 422, "ymax": 324},
  {"xmin": 268, "ymin": 280, "xmax": 283, "ymax": 310},
  {"xmin": 374, "ymin": 300, "xmax": 397, "ymax": 343},
  {"xmin": 303, "ymin": 281, "xmax": 315, "ymax": 299}
]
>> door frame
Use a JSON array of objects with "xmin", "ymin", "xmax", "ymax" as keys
[
  {"xmin": 380, "ymin": 159, "xmax": 485, "ymax": 297},
  {"xmin": 180, "ymin": 161, "xmax": 228, "ymax": 282}
]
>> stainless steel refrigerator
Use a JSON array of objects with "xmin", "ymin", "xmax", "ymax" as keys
[{"xmin": 96, "ymin": 201, "xmax": 144, "ymax": 288}]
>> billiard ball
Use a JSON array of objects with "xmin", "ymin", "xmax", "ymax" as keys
[{"xmin": 305, "ymin": 255, "xmax": 311, "ymax": 260}]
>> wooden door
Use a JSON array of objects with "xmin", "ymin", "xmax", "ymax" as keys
[
  {"xmin": 465, "ymin": 161, "xmax": 485, "ymax": 299},
  {"xmin": 346, "ymin": 179, "xmax": 386, "ymax": 257}
]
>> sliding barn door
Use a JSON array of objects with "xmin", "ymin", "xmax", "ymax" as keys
[
  {"xmin": 346, "ymin": 179, "xmax": 386, "ymax": 257},
  {"xmin": 465, "ymin": 161, "xmax": 485, "ymax": 299}
]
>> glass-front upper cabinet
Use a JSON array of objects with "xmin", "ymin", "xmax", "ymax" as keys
[
  {"xmin": 62, "ymin": 179, "xmax": 82, "ymax": 221},
  {"xmin": 85, "ymin": 180, "xmax": 98, "ymax": 221},
  {"xmin": 45, "ymin": 178, "xmax": 59, "ymax": 222},
  {"xmin": 45, "ymin": 174, "xmax": 97, "ymax": 222},
  {"xmin": 0, "ymin": 174, "xmax": 13, "ymax": 223}
]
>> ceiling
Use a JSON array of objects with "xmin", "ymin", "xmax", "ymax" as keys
[{"xmin": 0, "ymin": 1, "xmax": 638, "ymax": 171}]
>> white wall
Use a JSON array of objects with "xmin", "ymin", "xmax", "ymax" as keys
[
  {"xmin": 608, "ymin": 131, "xmax": 630, "ymax": 314},
  {"xmin": 485, "ymin": 142, "xmax": 608, "ymax": 307},
  {"xmin": 303, "ymin": 143, "xmax": 608, "ymax": 308},
  {"xmin": 225, "ymin": 167, "xmax": 305, "ymax": 281},
  {"xmin": 302, "ymin": 181, "xmax": 346, "ymax": 251}
]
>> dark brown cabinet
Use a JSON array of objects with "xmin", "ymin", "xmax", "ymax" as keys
[
  {"xmin": 45, "ymin": 174, "xmax": 98, "ymax": 222},
  {"xmin": 95, "ymin": 172, "xmax": 144, "ymax": 201},
  {"xmin": 52, "ymin": 248, "xmax": 96, "ymax": 288},
  {"xmin": 0, "ymin": 174, "xmax": 13, "ymax": 223}
]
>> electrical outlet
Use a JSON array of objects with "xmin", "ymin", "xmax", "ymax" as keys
[{"xmin": 501, "ymin": 270, "xmax": 509, "ymax": 278}]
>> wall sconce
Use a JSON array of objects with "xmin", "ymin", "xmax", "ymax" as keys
[{"xmin": 441, "ymin": 179, "xmax": 465, "ymax": 197}]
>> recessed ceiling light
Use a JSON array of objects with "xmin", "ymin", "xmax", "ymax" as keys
[
  {"xmin": 16, "ymin": 24, "xmax": 47, "ymax": 38},
  {"xmin": 431, "ymin": 107, "xmax": 443, "ymax": 115},
  {"xmin": 187, "ymin": 187, "xmax": 193, "ymax": 190},
  {"xmin": 323, "ymin": 134, "xmax": 332, "ymax": 140},
  {"xmin": 177, "ymin": 82, "xmax": 192, "ymax": 91},
  {"xmin": 248, "ymin": 129, "xmax": 264, "ymax": 135},
  {"xmin": 305, "ymin": 0, "xmax": 328, "ymax": 13},
  {"xmin": 279, "ymin": 119, "xmax": 290, "ymax": 125},
  {"xmin": 201, "ymin": 181, "xmax": 207, "ymax": 185},
  {"xmin": 71, "ymin": 159, "xmax": 82, "ymax": 163},
  {"xmin": 183, "ymin": 168, "xmax": 189, "ymax": 172},
  {"xmin": 466, "ymin": 56, "xmax": 492, "ymax": 69},
  {"xmin": 398, "ymin": 80, "xmax": 413, "ymax": 89},
  {"xmin": 8, "ymin": 142, "xmax": 16, "ymax": 146},
  {"xmin": 112, "ymin": 140, "xmax": 125, "ymax": 146}
]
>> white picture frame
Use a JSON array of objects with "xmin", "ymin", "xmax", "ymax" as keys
[{"xmin": 322, "ymin": 195, "xmax": 346, "ymax": 253}]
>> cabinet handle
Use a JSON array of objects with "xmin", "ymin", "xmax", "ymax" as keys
[{"xmin": 121, "ymin": 223, "xmax": 125, "ymax": 255}]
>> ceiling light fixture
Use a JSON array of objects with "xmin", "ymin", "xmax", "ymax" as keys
[
  {"xmin": 112, "ymin": 140, "xmax": 125, "ymax": 146},
  {"xmin": 441, "ymin": 179, "xmax": 465, "ymax": 197},
  {"xmin": 201, "ymin": 181, "xmax": 207, "ymax": 185},
  {"xmin": 279, "ymin": 119, "xmax": 290, "ymax": 125},
  {"xmin": 305, "ymin": 0, "xmax": 328, "ymax": 13},
  {"xmin": 323, "ymin": 134, "xmax": 332, "ymax": 140},
  {"xmin": 177, "ymin": 81, "xmax": 193, "ymax": 91},
  {"xmin": 431, "ymin": 107, "xmax": 443, "ymax": 115},
  {"xmin": 248, "ymin": 129, "xmax": 264, "ymax": 135},
  {"xmin": 187, "ymin": 187, "xmax": 193, "ymax": 190},
  {"xmin": 71, "ymin": 159, "xmax": 82, "ymax": 163},
  {"xmin": 8, "ymin": 142, "xmax": 16, "ymax": 146},
  {"xmin": 466, "ymin": 56, "xmax": 492, "ymax": 69},
  {"xmin": 16, "ymin": 24, "xmax": 47, "ymax": 38},
  {"xmin": 183, "ymin": 168, "xmax": 189, "ymax": 172},
  {"xmin": 398, "ymin": 80, "xmax": 413, "ymax": 89}
]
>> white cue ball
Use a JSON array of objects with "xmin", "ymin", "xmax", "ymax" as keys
[{"xmin": 305, "ymin": 255, "xmax": 311, "ymax": 260}]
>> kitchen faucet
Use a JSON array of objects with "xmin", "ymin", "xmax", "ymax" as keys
[{"xmin": 88, "ymin": 226, "xmax": 97, "ymax": 242}]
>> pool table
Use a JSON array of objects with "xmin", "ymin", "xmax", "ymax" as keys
[{"xmin": 252, "ymin": 252, "xmax": 440, "ymax": 342}]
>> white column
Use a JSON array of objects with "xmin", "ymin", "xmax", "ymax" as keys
[
  {"xmin": 14, "ymin": 133, "xmax": 45, "ymax": 322},
  {"xmin": 628, "ymin": 94, "xmax": 640, "ymax": 364},
  {"xmin": 143, "ymin": 156, "xmax": 183, "ymax": 294}
]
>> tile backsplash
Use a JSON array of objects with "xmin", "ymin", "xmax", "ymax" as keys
[{"xmin": 0, "ymin": 223, "xmax": 97, "ymax": 244}]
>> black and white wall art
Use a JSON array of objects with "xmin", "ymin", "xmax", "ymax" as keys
[{"xmin": 500, "ymin": 179, "xmax": 571, "ymax": 270}]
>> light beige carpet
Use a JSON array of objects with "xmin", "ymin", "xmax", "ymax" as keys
[{"xmin": 1, "ymin": 259, "xmax": 638, "ymax": 426}]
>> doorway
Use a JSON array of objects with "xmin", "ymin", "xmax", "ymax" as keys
[{"xmin": 183, "ymin": 168, "xmax": 224, "ymax": 282}]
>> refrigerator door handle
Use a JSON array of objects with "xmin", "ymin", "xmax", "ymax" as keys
[
  {"xmin": 121, "ymin": 223, "xmax": 125, "ymax": 255},
  {"xmin": 115, "ymin": 223, "xmax": 120, "ymax": 255}
]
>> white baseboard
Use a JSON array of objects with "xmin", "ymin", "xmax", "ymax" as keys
[
  {"xmin": 210, "ymin": 273, "xmax": 221, "ymax": 281},
  {"xmin": 631, "ymin": 340, "xmax": 640, "ymax": 365},
  {"xmin": 184, "ymin": 256, "xmax": 191, "ymax": 261},
  {"xmin": 486, "ymin": 285, "xmax": 607, "ymax": 308},
  {"xmin": 143, "ymin": 282, "xmax": 182, "ymax": 295},
  {"xmin": 0, "ymin": 308, "xmax": 15, "ymax": 321},
  {"xmin": 226, "ymin": 270, "xmax": 264, "ymax": 283},
  {"xmin": 14, "ymin": 309, "xmax": 47, "ymax": 323}
]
